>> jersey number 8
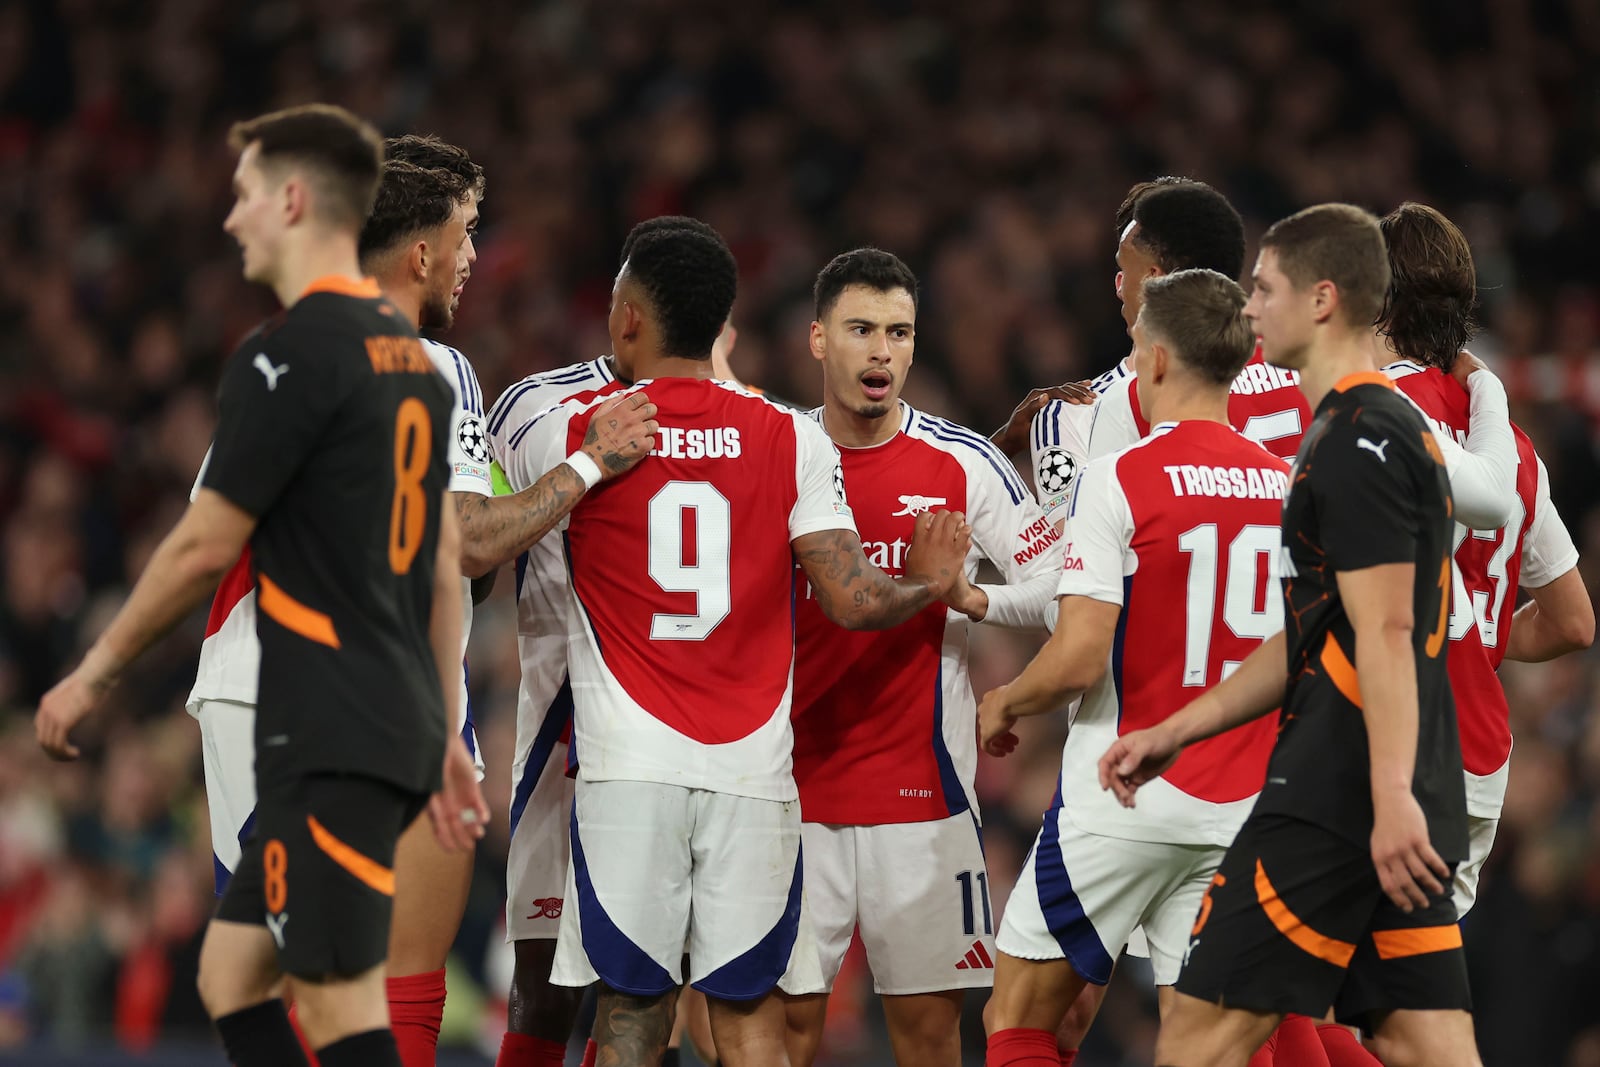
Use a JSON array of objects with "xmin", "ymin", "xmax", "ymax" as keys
[{"xmin": 390, "ymin": 398, "xmax": 433, "ymax": 575}]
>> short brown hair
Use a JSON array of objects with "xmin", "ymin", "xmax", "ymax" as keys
[
  {"xmin": 228, "ymin": 104, "xmax": 384, "ymax": 231},
  {"xmin": 1138, "ymin": 269, "xmax": 1255, "ymax": 386},
  {"xmin": 1377, "ymin": 202, "xmax": 1477, "ymax": 371},
  {"xmin": 1259, "ymin": 204, "xmax": 1391, "ymax": 329},
  {"xmin": 358, "ymin": 160, "xmax": 476, "ymax": 264},
  {"xmin": 384, "ymin": 134, "xmax": 486, "ymax": 203}
]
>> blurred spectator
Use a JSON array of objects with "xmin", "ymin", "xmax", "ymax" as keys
[{"xmin": 0, "ymin": 0, "xmax": 1597, "ymax": 1061}]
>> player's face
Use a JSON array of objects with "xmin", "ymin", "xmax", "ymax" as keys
[
  {"xmin": 222, "ymin": 143, "xmax": 285, "ymax": 286},
  {"xmin": 812, "ymin": 285, "xmax": 915, "ymax": 421},
  {"xmin": 1245, "ymin": 248, "xmax": 1313, "ymax": 370},
  {"xmin": 420, "ymin": 197, "xmax": 478, "ymax": 330},
  {"xmin": 1116, "ymin": 222, "xmax": 1162, "ymax": 332}
]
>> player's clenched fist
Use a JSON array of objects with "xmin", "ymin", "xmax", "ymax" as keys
[
  {"xmin": 582, "ymin": 390, "xmax": 659, "ymax": 480},
  {"xmin": 903, "ymin": 509, "xmax": 971, "ymax": 597},
  {"xmin": 976, "ymin": 684, "xmax": 1019, "ymax": 757},
  {"xmin": 35, "ymin": 670, "xmax": 102, "ymax": 761}
]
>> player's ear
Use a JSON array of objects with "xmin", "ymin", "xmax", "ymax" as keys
[
  {"xmin": 1150, "ymin": 342, "xmax": 1169, "ymax": 384},
  {"xmin": 280, "ymin": 174, "xmax": 307, "ymax": 227},
  {"xmin": 1310, "ymin": 279, "xmax": 1338, "ymax": 325},
  {"xmin": 618, "ymin": 300, "xmax": 643, "ymax": 344},
  {"xmin": 410, "ymin": 238, "xmax": 430, "ymax": 283},
  {"xmin": 809, "ymin": 320, "xmax": 825, "ymax": 363}
]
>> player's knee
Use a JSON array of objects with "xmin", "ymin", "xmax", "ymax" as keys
[{"xmin": 1367, "ymin": 1027, "xmax": 1480, "ymax": 1067}]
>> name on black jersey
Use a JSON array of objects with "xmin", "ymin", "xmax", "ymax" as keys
[
  {"xmin": 1162, "ymin": 464, "xmax": 1288, "ymax": 500},
  {"xmin": 365, "ymin": 336, "xmax": 432, "ymax": 374},
  {"xmin": 651, "ymin": 426, "xmax": 742, "ymax": 460}
]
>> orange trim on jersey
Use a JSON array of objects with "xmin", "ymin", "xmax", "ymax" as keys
[
  {"xmin": 1332, "ymin": 371, "xmax": 1396, "ymax": 393},
  {"xmin": 1372, "ymin": 924, "xmax": 1462, "ymax": 960},
  {"xmin": 299, "ymin": 275, "xmax": 382, "ymax": 300},
  {"xmin": 307, "ymin": 816, "xmax": 395, "ymax": 896},
  {"xmin": 258, "ymin": 574, "xmax": 341, "ymax": 649},
  {"xmin": 1254, "ymin": 859, "xmax": 1356, "ymax": 967},
  {"xmin": 1319, "ymin": 635, "xmax": 1364, "ymax": 709}
]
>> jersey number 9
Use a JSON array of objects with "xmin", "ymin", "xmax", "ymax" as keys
[{"xmin": 647, "ymin": 481, "xmax": 732, "ymax": 641}]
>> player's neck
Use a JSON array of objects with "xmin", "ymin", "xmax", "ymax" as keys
[
  {"xmin": 822, "ymin": 399, "xmax": 904, "ymax": 448},
  {"xmin": 372, "ymin": 275, "xmax": 423, "ymax": 328},
  {"xmin": 273, "ymin": 233, "xmax": 364, "ymax": 309},
  {"xmin": 1298, "ymin": 333, "xmax": 1379, "ymax": 409},
  {"xmin": 630, "ymin": 351, "xmax": 716, "ymax": 383},
  {"xmin": 1147, "ymin": 390, "xmax": 1229, "ymax": 427}
]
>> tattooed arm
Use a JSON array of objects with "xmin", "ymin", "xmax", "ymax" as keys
[
  {"xmin": 795, "ymin": 511, "xmax": 971, "ymax": 631},
  {"xmin": 592, "ymin": 987, "xmax": 679, "ymax": 1067},
  {"xmin": 456, "ymin": 392, "xmax": 658, "ymax": 576}
]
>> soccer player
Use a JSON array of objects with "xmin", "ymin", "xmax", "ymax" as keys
[
  {"xmin": 185, "ymin": 135, "xmax": 658, "ymax": 1067},
  {"xmin": 34, "ymin": 105, "xmax": 488, "ymax": 1067},
  {"xmin": 498, "ymin": 222, "xmax": 972, "ymax": 1067},
  {"xmin": 1376, "ymin": 202, "xmax": 1593, "ymax": 917},
  {"xmin": 781, "ymin": 248, "xmax": 1062, "ymax": 1067},
  {"xmin": 1101, "ymin": 204, "xmax": 1479, "ymax": 1067},
  {"xmin": 485, "ymin": 215, "xmax": 725, "ymax": 1067},
  {"xmin": 976, "ymin": 268, "xmax": 1288, "ymax": 1067}
]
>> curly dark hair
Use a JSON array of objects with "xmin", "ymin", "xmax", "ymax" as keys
[
  {"xmin": 358, "ymin": 159, "xmax": 473, "ymax": 262},
  {"xmin": 813, "ymin": 248, "xmax": 919, "ymax": 320},
  {"xmin": 384, "ymin": 134, "xmax": 485, "ymax": 202},
  {"xmin": 1114, "ymin": 175, "xmax": 1193, "ymax": 235},
  {"xmin": 621, "ymin": 222, "xmax": 737, "ymax": 360},
  {"xmin": 1130, "ymin": 181, "xmax": 1247, "ymax": 280},
  {"xmin": 1378, "ymin": 203, "xmax": 1478, "ymax": 370},
  {"xmin": 619, "ymin": 215, "xmax": 720, "ymax": 267}
]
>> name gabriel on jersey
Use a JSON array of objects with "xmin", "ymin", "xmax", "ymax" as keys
[{"xmin": 651, "ymin": 426, "xmax": 742, "ymax": 460}]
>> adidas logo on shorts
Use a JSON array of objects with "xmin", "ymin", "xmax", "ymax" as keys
[{"xmin": 954, "ymin": 940, "xmax": 995, "ymax": 970}]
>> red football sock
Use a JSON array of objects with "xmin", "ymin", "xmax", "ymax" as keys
[
  {"xmin": 987, "ymin": 1027, "xmax": 1062, "ymax": 1066},
  {"xmin": 387, "ymin": 969, "xmax": 446, "ymax": 1067},
  {"xmin": 581, "ymin": 1039, "xmax": 598, "ymax": 1067},
  {"xmin": 1271, "ymin": 1015, "xmax": 1331, "ymax": 1067},
  {"xmin": 285, "ymin": 1000, "xmax": 320, "ymax": 1067},
  {"xmin": 1059, "ymin": 1051, "xmax": 1078, "ymax": 1067},
  {"xmin": 495, "ymin": 1031, "xmax": 566, "ymax": 1067},
  {"xmin": 1246, "ymin": 1022, "xmax": 1279, "ymax": 1067},
  {"xmin": 1317, "ymin": 1024, "xmax": 1383, "ymax": 1067}
]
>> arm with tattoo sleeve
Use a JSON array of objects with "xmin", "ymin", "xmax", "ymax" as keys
[{"xmin": 794, "ymin": 511, "xmax": 970, "ymax": 631}]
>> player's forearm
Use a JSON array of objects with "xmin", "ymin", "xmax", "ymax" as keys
[
  {"xmin": 977, "ymin": 567, "xmax": 1060, "ymax": 630},
  {"xmin": 1163, "ymin": 632, "xmax": 1289, "ymax": 747},
  {"xmin": 1506, "ymin": 569, "xmax": 1595, "ymax": 662},
  {"xmin": 79, "ymin": 518, "xmax": 238, "ymax": 689},
  {"xmin": 453, "ymin": 465, "xmax": 588, "ymax": 577},
  {"xmin": 796, "ymin": 529, "xmax": 939, "ymax": 631},
  {"xmin": 1003, "ymin": 634, "xmax": 1104, "ymax": 719},
  {"xmin": 1446, "ymin": 370, "xmax": 1515, "ymax": 529},
  {"xmin": 1354, "ymin": 623, "xmax": 1421, "ymax": 799}
]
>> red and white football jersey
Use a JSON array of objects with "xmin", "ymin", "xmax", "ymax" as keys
[
  {"xmin": 1057, "ymin": 421, "xmax": 1291, "ymax": 845},
  {"xmin": 792, "ymin": 403, "xmax": 1062, "ymax": 825},
  {"xmin": 503, "ymin": 376, "xmax": 856, "ymax": 802},
  {"xmin": 186, "ymin": 339, "xmax": 491, "ymax": 721},
  {"xmin": 1387, "ymin": 360, "xmax": 1580, "ymax": 811},
  {"xmin": 486, "ymin": 356, "xmax": 619, "ymax": 823},
  {"xmin": 1087, "ymin": 347, "xmax": 1310, "ymax": 462}
]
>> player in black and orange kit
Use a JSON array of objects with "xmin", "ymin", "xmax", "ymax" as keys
[
  {"xmin": 34, "ymin": 105, "xmax": 489, "ymax": 1067},
  {"xmin": 1099, "ymin": 205, "xmax": 1479, "ymax": 1067}
]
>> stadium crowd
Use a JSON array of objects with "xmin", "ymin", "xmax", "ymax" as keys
[{"xmin": 0, "ymin": 0, "xmax": 1598, "ymax": 1062}]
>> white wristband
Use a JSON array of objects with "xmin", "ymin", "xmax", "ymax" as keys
[{"xmin": 565, "ymin": 450, "xmax": 603, "ymax": 489}]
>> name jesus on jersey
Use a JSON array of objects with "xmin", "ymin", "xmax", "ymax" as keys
[{"xmin": 650, "ymin": 426, "xmax": 742, "ymax": 460}]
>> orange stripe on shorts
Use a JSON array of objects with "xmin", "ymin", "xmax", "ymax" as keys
[
  {"xmin": 307, "ymin": 815, "xmax": 394, "ymax": 896},
  {"xmin": 1372, "ymin": 924, "xmax": 1462, "ymax": 960},
  {"xmin": 1254, "ymin": 859, "xmax": 1357, "ymax": 968}
]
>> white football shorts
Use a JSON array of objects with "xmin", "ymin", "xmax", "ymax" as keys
[
  {"xmin": 505, "ymin": 691, "xmax": 575, "ymax": 941},
  {"xmin": 800, "ymin": 812, "xmax": 995, "ymax": 995},
  {"xmin": 551, "ymin": 779, "xmax": 822, "ymax": 1000},
  {"xmin": 997, "ymin": 804, "xmax": 1223, "ymax": 987},
  {"xmin": 1453, "ymin": 759, "xmax": 1510, "ymax": 917}
]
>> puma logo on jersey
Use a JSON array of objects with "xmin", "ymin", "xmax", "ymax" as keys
[
  {"xmin": 253, "ymin": 353, "xmax": 290, "ymax": 390},
  {"xmin": 266, "ymin": 912, "xmax": 290, "ymax": 949},
  {"xmin": 892, "ymin": 494, "xmax": 947, "ymax": 517},
  {"xmin": 526, "ymin": 897, "xmax": 563, "ymax": 920},
  {"xmin": 1357, "ymin": 437, "xmax": 1390, "ymax": 462}
]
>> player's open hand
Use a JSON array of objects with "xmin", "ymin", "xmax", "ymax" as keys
[
  {"xmin": 990, "ymin": 382, "xmax": 1096, "ymax": 456},
  {"xmin": 35, "ymin": 671, "xmax": 101, "ymax": 761},
  {"xmin": 1098, "ymin": 725, "xmax": 1181, "ymax": 808},
  {"xmin": 904, "ymin": 510, "xmax": 971, "ymax": 597},
  {"xmin": 977, "ymin": 685, "xmax": 1019, "ymax": 757},
  {"xmin": 1449, "ymin": 349, "xmax": 1488, "ymax": 391},
  {"xmin": 428, "ymin": 734, "xmax": 490, "ymax": 853},
  {"xmin": 1370, "ymin": 789, "xmax": 1449, "ymax": 912},
  {"xmin": 582, "ymin": 391, "xmax": 658, "ymax": 481}
]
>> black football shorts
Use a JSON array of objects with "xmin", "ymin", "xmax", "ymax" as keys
[
  {"xmin": 217, "ymin": 772, "xmax": 428, "ymax": 978},
  {"xmin": 1175, "ymin": 812, "xmax": 1471, "ymax": 1032}
]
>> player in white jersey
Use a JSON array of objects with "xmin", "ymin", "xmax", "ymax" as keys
[
  {"xmin": 779, "ymin": 250, "xmax": 1062, "ymax": 1067},
  {"xmin": 187, "ymin": 139, "xmax": 656, "ymax": 1067},
  {"xmin": 501, "ymin": 222, "xmax": 971, "ymax": 1067}
]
